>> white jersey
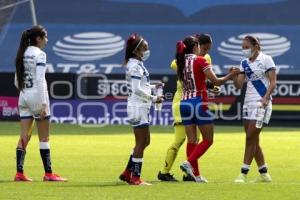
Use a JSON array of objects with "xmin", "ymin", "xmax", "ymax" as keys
[
  {"xmin": 15, "ymin": 46, "xmax": 49, "ymax": 118},
  {"xmin": 22, "ymin": 46, "xmax": 47, "ymax": 91},
  {"xmin": 239, "ymin": 52, "xmax": 276, "ymax": 103},
  {"xmin": 126, "ymin": 58, "xmax": 154, "ymax": 108}
]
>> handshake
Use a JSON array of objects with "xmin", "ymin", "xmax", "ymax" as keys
[{"xmin": 228, "ymin": 66, "xmax": 240, "ymax": 77}]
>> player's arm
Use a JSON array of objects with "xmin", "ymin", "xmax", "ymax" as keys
[
  {"xmin": 130, "ymin": 78, "xmax": 163, "ymax": 103},
  {"xmin": 204, "ymin": 67, "xmax": 239, "ymax": 86},
  {"xmin": 261, "ymin": 56, "xmax": 277, "ymax": 107},
  {"xmin": 232, "ymin": 63, "xmax": 246, "ymax": 89},
  {"xmin": 232, "ymin": 73, "xmax": 246, "ymax": 89},
  {"xmin": 36, "ymin": 52, "xmax": 47, "ymax": 104},
  {"xmin": 263, "ymin": 69, "xmax": 276, "ymax": 101}
]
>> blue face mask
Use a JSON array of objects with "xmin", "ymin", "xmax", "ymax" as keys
[{"xmin": 142, "ymin": 50, "xmax": 150, "ymax": 61}]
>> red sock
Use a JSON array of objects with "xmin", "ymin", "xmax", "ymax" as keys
[
  {"xmin": 188, "ymin": 140, "xmax": 213, "ymax": 165},
  {"xmin": 186, "ymin": 143, "xmax": 200, "ymax": 176}
]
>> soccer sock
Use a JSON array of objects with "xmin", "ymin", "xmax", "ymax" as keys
[
  {"xmin": 125, "ymin": 150, "xmax": 133, "ymax": 172},
  {"xmin": 131, "ymin": 157, "xmax": 143, "ymax": 177},
  {"xmin": 188, "ymin": 140, "xmax": 213, "ymax": 164},
  {"xmin": 16, "ymin": 148, "xmax": 26, "ymax": 173},
  {"xmin": 186, "ymin": 143, "xmax": 199, "ymax": 176},
  {"xmin": 258, "ymin": 164, "xmax": 268, "ymax": 174},
  {"xmin": 39, "ymin": 142, "xmax": 52, "ymax": 174},
  {"xmin": 161, "ymin": 125, "xmax": 185, "ymax": 174},
  {"xmin": 241, "ymin": 164, "xmax": 250, "ymax": 175}
]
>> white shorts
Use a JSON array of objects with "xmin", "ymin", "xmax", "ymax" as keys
[
  {"xmin": 243, "ymin": 101, "xmax": 272, "ymax": 124},
  {"xmin": 127, "ymin": 106, "xmax": 150, "ymax": 128},
  {"xmin": 18, "ymin": 90, "xmax": 50, "ymax": 120}
]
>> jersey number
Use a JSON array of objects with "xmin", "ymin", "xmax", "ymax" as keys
[
  {"xmin": 184, "ymin": 58, "xmax": 195, "ymax": 91},
  {"xmin": 24, "ymin": 72, "xmax": 33, "ymax": 88}
]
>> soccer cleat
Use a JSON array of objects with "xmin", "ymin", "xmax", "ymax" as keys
[
  {"xmin": 129, "ymin": 176, "xmax": 152, "ymax": 186},
  {"xmin": 180, "ymin": 161, "xmax": 197, "ymax": 181},
  {"xmin": 194, "ymin": 176, "xmax": 208, "ymax": 183},
  {"xmin": 43, "ymin": 173, "xmax": 67, "ymax": 182},
  {"xmin": 183, "ymin": 174, "xmax": 208, "ymax": 183},
  {"xmin": 157, "ymin": 171, "xmax": 178, "ymax": 182},
  {"xmin": 234, "ymin": 173, "xmax": 247, "ymax": 183},
  {"xmin": 14, "ymin": 172, "xmax": 33, "ymax": 182},
  {"xmin": 183, "ymin": 174, "xmax": 195, "ymax": 181},
  {"xmin": 253, "ymin": 173, "xmax": 272, "ymax": 183},
  {"xmin": 119, "ymin": 170, "xmax": 131, "ymax": 183}
]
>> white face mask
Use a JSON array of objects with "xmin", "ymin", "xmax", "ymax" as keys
[
  {"xmin": 242, "ymin": 49, "xmax": 253, "ymax": 58},
  {"xmin": 142, "ymin": 50, "xmax": 150, "ymax": 61}
]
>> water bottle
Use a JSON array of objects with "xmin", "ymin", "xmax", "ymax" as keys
[
  {"xmin": 155, "ymin": 85, "xmax": 163, "ymax": 111},
  {"xmin": 256, "ymin": 106, "xmax": 266, "ymax": 128}
]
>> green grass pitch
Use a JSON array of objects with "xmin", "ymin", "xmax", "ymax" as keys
[{"xmin": 0, "ymin": 122, "xmax": 299, "ymax": 200}]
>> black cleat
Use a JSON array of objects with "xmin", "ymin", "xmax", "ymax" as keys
[
  {"xmin": 157, "ymin": 171, "xmax": 178, "ymax": 182},
  {"xmin": 183, "ymin": 174, "xmax": 195, "ymax": 182}
]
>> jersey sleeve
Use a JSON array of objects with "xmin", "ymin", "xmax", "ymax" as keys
[
  {"xmin": 239, "ymin": 60, "xmax": 245, "ymax": 73},
  {"xmin": 204, "ymin": 54, "xmax": 212, "ymax": 65},
  {"xmin": 170, "ymin": 59, "xmax": 177, "ymax": 71},
  {"xmin": 195, "ymin": 56, "xmax": 211, "ymax": 72},
  {"xmin": 264, "ymin": 55, "xmax": 276, "ymax": 73},
  {"xmin": 36, "ymin": 52, "xmax": 47, "ymax": 67},
  {"xmin": 36, "ymin": 52, "xmax": 47, "ymax": 104}
]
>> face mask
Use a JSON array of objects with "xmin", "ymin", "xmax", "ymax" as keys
[
  {"xmin": 141, "ymin": 50, "xmax": 150, "ymax": 61},
  {"xmin": 242, "ymin": 49, "xmax": 253, "ymax": 58}
]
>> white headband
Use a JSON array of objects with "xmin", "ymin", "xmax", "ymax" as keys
[{"xmin": 133, "ymin": 38, "xmax": 144, "ymax": 52}]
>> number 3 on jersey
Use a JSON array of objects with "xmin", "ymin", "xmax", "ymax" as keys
[{"xmin": 24, "ymin": 71, "xmax": 33, "ymax": 88}]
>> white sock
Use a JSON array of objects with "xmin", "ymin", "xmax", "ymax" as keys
[
  {"xmin": 40, "ymin": 142, "xmax": 50, "ymax": 149},
  {"xmin": 242, "ymin": 163, "xmax": 250, "ymax": 169},
  {"xmin": 258, "ymin": 164, "xmax": 268, "ymax": 170}
]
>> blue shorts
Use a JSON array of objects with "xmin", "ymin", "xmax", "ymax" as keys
[{"xmin": 180, "ymin": 97, "xmax": 214, "ymax": 126}]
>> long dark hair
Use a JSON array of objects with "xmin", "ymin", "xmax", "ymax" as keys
[
  {"xmin": 124, "ymin": 33, "xmax": 143, "ymax": 64},
  {"xmin": 176, "ymin": 36, "xmax": 199, "ymax": 81},
  {"xmin": 15, "ymin": 25, "xmax": 46, "ymax": 90},
  {"xmin": 244, "ymin": 35, "xmax": 261, "ymax": 50}
]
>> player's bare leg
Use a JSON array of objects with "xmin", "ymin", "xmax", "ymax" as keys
[{"xmin": 14, "ymin": 118, "xmax": 34, "ymax": 182}]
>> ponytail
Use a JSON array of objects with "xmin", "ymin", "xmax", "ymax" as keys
[
  {"xmin": 15, "ymin": 30, "xmax": 30, "ymax": 90},
  {"xmin": 176, "ymin": 36, "xmax": 199, "ymax": 80},
  {"xmin": 176, "ymin": 41, "xmax": 186, "ymax": 81}
]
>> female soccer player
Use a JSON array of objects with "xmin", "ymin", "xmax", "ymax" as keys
[
  {"xmin": 233, "ymin": 35, "xmax": 276, "ymax": 183},
  {"xmin": 14, "ymin": 25, "xmax": 66, "ymax": 182},
  {"xmin": 119, "ymin": 33, "xmax": 164, "ymax": 185},
  {"xmin": 158, "ymin": 34, "xmax": 218, "ymax": 182},
  {"xmin": 177, "ymin": 36, "xmax": 239, "ymax": 182}
]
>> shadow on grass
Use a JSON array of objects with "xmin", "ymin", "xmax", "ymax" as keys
[{"xmin": 55, "ymin": 180, "xmax": 173, "ymax": 188}]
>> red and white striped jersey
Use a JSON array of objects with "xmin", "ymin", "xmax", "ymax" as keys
[{"xmin": 182, "ymin": 54, "xmax": 211, "ymax": 101}]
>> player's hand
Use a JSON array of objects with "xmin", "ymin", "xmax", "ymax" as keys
[
  {"xmin": 39, "ymin": 104, "xmax": 47, "ymax": 120},
  {"xmin": 155, "ymin": 82, "xmax": 165, "ymax": 88},
  {"xmin": 260, "ymin": 97, "xmax": 269, "ymax": 108},
  {"xmin": 229, "ymin": 66, "xmax": 240, "ymax": 76},
  {"xmin": 155, "ymin": 96, "xmax": 164, "ymax": 103}
]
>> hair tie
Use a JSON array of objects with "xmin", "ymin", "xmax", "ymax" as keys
[{"xmin": 176, "ymin": 41, "xmax": 186, "ymax": 54}]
